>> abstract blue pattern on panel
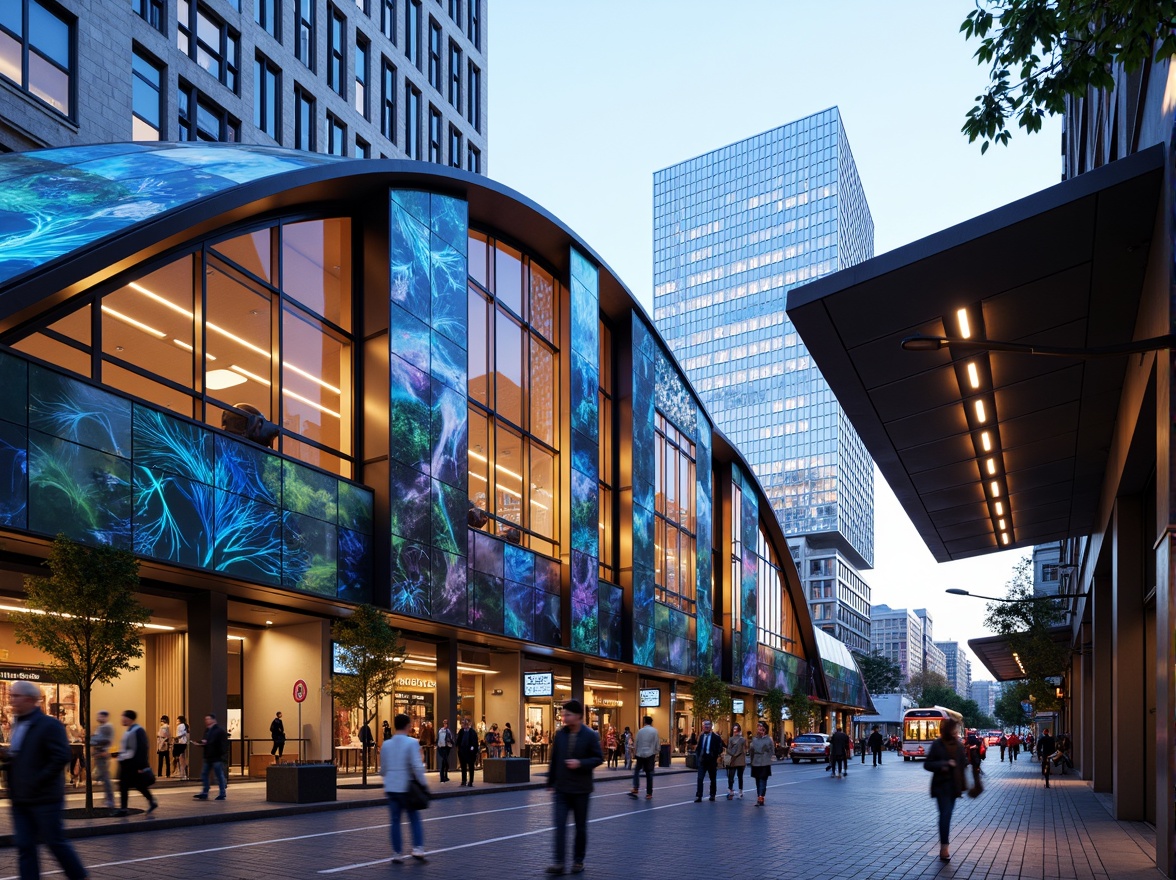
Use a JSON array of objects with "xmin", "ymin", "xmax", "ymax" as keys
[
  {"xmin": 282, "ymin": 512, "xmax": 338, "ymax": 595},
  {"xmin": 631, "ymin": 505, "xmax": 654, "ymax": 627},
  {"xmin": 739, "ymin": 467, "xmax": 759, "ymax": 688},
  {"xmin": 0, "ymin": 349, "xmax": 29, "ymax": 425},
  {"xmin": 390, "ymin": 202, "xmax": 431, "ymax": 319},
  {"xmin": 430, "ymin": 193, "xmax": 468, "ymax": 255},
  {"xmin": 212, "ymin": 488, "xmax": 282, "ymax": 586},
  {"xmin": 470, "ymin": 570, "xmax": 504, "ymax": 634},
  {"xmin": 133, "ymin": 405, "xmax": 214, "ymax": 485},
  {"xmin": 133, "ymin": 465, "xmax": 213, "ymax": 567},
  {"xmin": 430, "ymin": 379, "xmax": 467, "ymax": 492},
  {"xmin": 504, "ymin": 543, "xmax": 535, "ymax": 586},
  {"xmin": 214, "ymin": 434, "xmax": 281, "ymax": 507},
  {"xmin": 505, "ymin": 579, "xmax": 533, "ymax": 640},
  {"xmin": 599, "ymin": 582, "xmax": 622, "ymax": 660},
  {"xmin": 283, "ymin": 459, "xmax": 338, "ymax": 523},
  {"xmin": 430, "ymin": 237, "xmax": 466, "ymax": 348},
  {"xmin": 337, "ymin": 528, "xmax": 372, "ymax": 603},
  {"xmin": 30, "ymin": 366, "xmax": 132, "ymax": 459},
  {"xmin": 654, "ymin": 349, "xmax": 697, "ymax": 435},
  {"xmin": 570, "ymin": 468, "xmax": 598, "ymax": 559},
  {"xmin": 389, "ymin": 302, "xmax": 430, "ymax": 374},
  {"xmin": 695, "ymin": 407, "xmax": 713, "ymax": 673},
  {"xmin": 0, "ymin": 419, "xmax": 28, "ymax": 528},
  {"xmin": 534, "ymin": 590, "xmax": 561, "ymax": 646},
  {"xmin": 390, "ymin": 534, "xmax": 431, "ymax": 616},
  {"xmin": 570, "ymin": 549, "xmax": 599, "ymax": 654},
  {"xmin": 28, "ymin": 431, "xmax": 132, "ymax": 548}
]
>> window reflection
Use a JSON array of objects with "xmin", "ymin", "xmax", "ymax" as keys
[
  {"xmin": 282, "ymin": 218, "xmax": 351, "ymax": 329},
  {"xmin": 212, "ymin": 228, "xmax": 272, "ymax": 284},
  {"xmin": 102, "ymin": 256, "xmax": 194, "ymax": 390},
  {"xmin": 282, "ymin": 305, "xmax": 349, "ymax": 453},
  {"xmin": 205, "ymin": 259, "xmax": 272, "ymax": 416}
]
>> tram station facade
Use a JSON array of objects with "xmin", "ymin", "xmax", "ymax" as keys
[{"xmin": 0, "ymin": 142, "xmax": 868, "ymax": 760}]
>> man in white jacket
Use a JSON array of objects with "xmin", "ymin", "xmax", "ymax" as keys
[
  {"xmin": 381, "ymin": 713, "xmax": 428, "ymax": 863},
  {"xmin": 628, "ymin": 715, "xmax": 660, "ymax": 800}
]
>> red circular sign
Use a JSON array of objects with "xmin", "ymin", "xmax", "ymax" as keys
[{"xmin": 293, "ymin": 679, "xmax": 308, "ymax": 703}]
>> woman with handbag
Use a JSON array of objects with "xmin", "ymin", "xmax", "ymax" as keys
[
  {"xmin": 381, "ymin": 713, "xmax": 428, "ymax": 863},
  {"xmin": 924, "ymin": 716, "xmax": 967, "ymax": 862}
]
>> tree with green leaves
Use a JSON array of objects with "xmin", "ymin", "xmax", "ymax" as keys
[
  {"xmin": 330, "ymin": 604, "xmax": 405, "ymax": 786},
  {"xmin": 852, "ymin": 650, "xmax": 902, "ymax": 696},
  {"xmin": 783, "ymin": 691, "xmax": 818, "ymax": 735},
  {"xmin": 13, "ymin": 535, "xmax": 151, "ymax": 813},
  {"xmin": 984, "ymin": 556, "xmax": 1067, "ymax": 713},
  {"xmin": 761, "ymin": 686, "xmax": 787, "ymax": 742},
  {"xmin": 690, "ymin": 671, "xmax": 732, "ymax": 724},
  {"xmin": 961, "ymin": 1, "xmax": 1176, "ymax": 152},
  {"xmin": 904, "ymin": 670, "xmax": 950, "ymax": 705}
]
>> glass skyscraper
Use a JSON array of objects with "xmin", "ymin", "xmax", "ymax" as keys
[{"xmin": 653, "ymin": 107, "xmax": 876, "ymax": 651}]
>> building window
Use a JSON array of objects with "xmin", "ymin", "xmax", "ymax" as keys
[
  {"xmin": 448, "ymin": 0, "xmax": 460, "ymax": 23},
  {"xmin": 178, "ymin": 80, "xmax": 239, "ymax": 142},
  {"xmin": 131, "ymin": 48, "xmax": 163, "ymax": 140},
  {"xmin": 295, "ymin": 0, "xmax": 314, "ymax": 70},
  {"xmin": 354, "ymin": 38, "xmax": 368, "ymax": 118},
  {"xmin": 355, "ymin": 135, "xmax": 370, "ymax": 157},
  {"xmin": 327, "ymin": 4, "xmax": 345, "ymax": 95},
  {"xmin": 380, "ymin": 0, "xmax": 395, "ymax": 41},
  {"xmin": 404, "ymin": 0, "xmax": 420, "ymax": 67},
  {"xmin": 0, "ymin": 0, "xmax": 73, "ymax": 117},
  {"xmin": 466, "ymin": 61, "xmax": 479, "ymax": 131},
  {"xmin": 447, "ymin": 40, "xmax": 460, "ymax": 110},
  {"xmin": 133, "ymin": 0, "xmax": 165, "ymax": 32},
  {"xmin": 380, "ymin": 59, "xmax": 396, "ymax": 141},
  {"xmin": 466, "ymin": 0, "xmax": 479, "ymax": 50},
  {"xmin": 327, "ymin": 113, "xmax": 346, "ymax": 156},
  {"xmin": 655, "ymin": 412, "xmax": 696, "ymax": 613},
  {"xmin": 467, "ymin": 232, "xmax": 561, "ymax": 557},
  {"xmin": 354, "ymin": 0, "xmax": 368, "ymax": 13},
  {"xmin": 447, "ymin": 125, "xmax": 461, "ymax": 168},
  {"xmin": 599, "ymin": 320, "xmax": 615, "ymax": 582},
  {"xmin": 295, "ymin": 85, "xmax": 315, "ymax": 150},
  {"xmin": 427, "ymin": 18, "xmax": 441, "ymax": 89},
  {"xmin": 1041, "ymin": 563, "xmax": 1059, "ymax": 582},
  {"xmin": 255, "ymin": 0, "xmax": 280, "ymax": 40},
  {"xmin": 757, "ymin": 528, "xmax": 797, "ymax": 651},
  {"xmin": 403, "ymin": 83, "xmax": 420, "ymax": 158},
  {"xmin": 177, "ymin": 1, "xmax": 239, "ymax": 93},
  {"xmin": 254, "ymin": 54, "xmax": 280, "ymax": 139},
  {"xmin": 427, "ymin": 105, "xmax": 441, "ymax": 163},
  {"xmin": 467, "ymin": 143, "xmax": 480, "ymax": 174}
]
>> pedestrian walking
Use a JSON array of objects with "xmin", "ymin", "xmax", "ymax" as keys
[
  {"xmin": 1007, "ymin": 731, "xmax": 1020, "ymax": 760},
  {"xmin": 155, "ymin": 715, "xmax": 171, "ymax": 778},
  {"xmin": 724, "ymin": 723, "xmax": 747, "ymax": 799},
  {"xmin": 868, "ymin": 725, "xmax": 884, "ymax": 766},
  {"xmin": 925, "ymin": 716, "xmax": 967, "ymax": 862},
  {"xmin": 503, "ymin": 722, "xmax": 515, "ymax": 757},
  {"xmin": 998, "ymin": 732, "xmax": 1007, "ymax": 761},
  {"xmin": 545, "ymin": 700, "xmax": 602, "ymax": 875},
  {"xmin": 485, "ymin": 723, "xmax": 502, "ymax": 758},
  {"xmin": 1036, "ymin": 728, "xmax": 1057, "ymax": 788},
  {"xmin": 115, "ymin": 710, "xmax": 158, "ymax": 816},
  {"xmin": 173, "ymin": 714, "xmax": 189, "ymax": 779},
  {"xmin": 858, "ymin": 733, "xmax": 867, "ymax": 763},
  {"xmin": 192, "ymin": 713, "xmax": 228, "ymax": 800},
  {"xmin": 965, "ymin": 728, "xmax": 984, "ymax": 795},
  {"xmin": 455, "ymin": 716, "xmax": 479, "ymax": 786},
  {"xmin": 829, "ymin": 726, "xmax": 850, "ymax": 777},
  {"xmin": 628, "ymin": 715, "xmax": 659, "ymax": 799},
  {"xmin": 2, "ymin": 680, "xmax": 90, "ymax": 880},
  {"xmin": 435, "ymin": 718, "xmax": 454, "ymax": 782},
  {"xmin": 90, "ymin": 709, "xmax": 115, "ymax": 808},
  {"xmin": 1025, "ymin": 732, "xmax": 1035, "ymax": 760},
  {"xmin": 605, "ymin": 726, "xmax": 618, "ymax": 768},
  {"xmin": 693, "ymin": 719, "xmax": 724, "ymax": 801},
  {"xmin": 359, "ymin": 721, "xmax": 375, "ymax": 769},
  {"xmin": 270, "ymin": 711, "xmax": 286, "ymax": 760},
  {"xmin": 381, "ymin": 713, "xmax": 428, "ymax": 863},
  {"xmin": 621, "ymin": 726, "xmax": 634, "ymax": 770},
  {"xmin": 382, "ymin": 720, "xmax": 392, "ymax": 741},
  {"xmin": 749, "ymin": 720, "xmax": 774, "ymax": 806}
]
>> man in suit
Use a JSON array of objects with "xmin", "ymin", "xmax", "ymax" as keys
[
  {"xmin": 868, "ymin": 725, "xmax": 885, "ymax": 766},
  {"xmin": 829, "ymin": 726, "xmax": 851, "ymax": 777},
  {"xmin": 693, "ymin": 719, "xmax": 725, "ymax": 802},
  {"xmin": 545, "ymin": 699, "xmax": 602, "ymax": 876},
  {"xmin": 1, "ymin": 680, "xmax": 89, "ymax": 880},
  {"xmin": 115, "ymin": 709, "xmax": 158, "ymax": 815},
  {"xmin": 454, "ymin": 716, "xmax": 480, "ymax": 787},
  {"xmin": 193, "ymin": 713, "xmax": 229, "ymax": 800},
  {"xmin": 435, "ymin": 719, "xmax": 454, "ymax": 782}
]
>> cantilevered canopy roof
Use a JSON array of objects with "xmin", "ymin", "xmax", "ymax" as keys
[
  {"xmin": 969, "ymin": 625, "xmax": 1073, "ymax": 682},
  {"xmin": 786, "ymin": 146, "xmax": 1163, "ymax": 562}
]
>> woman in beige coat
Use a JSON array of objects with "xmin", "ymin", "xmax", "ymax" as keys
[
  {"xmin": 748, "ymin": 721, "xmax": 775, "ymax": 806},
  {"xmin": 725, "ymin": 723, "xmax": 747, "ymax": 799}
]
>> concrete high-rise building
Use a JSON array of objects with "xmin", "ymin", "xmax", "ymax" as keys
[
  {"xmin": 0, "ymin": 0, "xmax": 487, "ymax": 170},
  {"xmin": 936, "ymin": 641, "xmax": 972, "ymax": 699},
  {"xmin": 971, "ymin": 680, "xmax": 1001, "ymax": 718},
  {"xmin": 870, "ymin": 604, "xmax": 924, "ymax": 683},
  {"xmin": 1033, "ymin": 541, "xmax": 1063, "ymax": 597},
  {"xmin": 914, "ymin": 608, "xmax": 946, "ymax": 680},
  {"xmin": 653, "ymin": 107, "xmax": 875, "ymax": 652}
]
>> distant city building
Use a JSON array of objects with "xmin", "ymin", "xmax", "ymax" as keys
[
  {"xmin": 915, "ymin": 608, "xmax": 947, "ymax": 680},
  {"xmin": 1033, "ymin": 541, "xmax": 1063, "ymax": 597},
  {"xmin": 971, "ymin": 680, "xmax": 1001, "ymax": 718},
  {"xmin": 653, "ymin": 107, "xmax": 876, "ymax": 652},
  {"xmin": 870, "ymin": 604, "xmax": 924, "ymax": 683},
  {"xmin": 936, "ymin": 641, "xmax": 973, "ymax": 699},
  {"xmin": 0, "ymin": 0, "xmax": 488, "ymax": 170}
]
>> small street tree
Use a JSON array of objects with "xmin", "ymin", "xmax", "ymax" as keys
[
  {"xmin": 783, "ymin": 691, "xmax": 818, "ymax": 735},
  {"xmin": 852, "ymin": 650, "xmax": 902, "ymax": 696},
  {"xmin": 690, "ymin": 671, "xmax": 732, "ymax": 725},
  {"xmin": 761, "ymin": 686, "xmax": 787, "ymax": 742},
  {"xmin": 331, "ymin": 604, "xmax": 405, "ymax": 786},
  {"xmin": 904, "ymin": 670, "xmax": 950, "ymax": 705},
  {"xmin": 13, "ymin": 535, "xmax": 151, "ymax": 814}
]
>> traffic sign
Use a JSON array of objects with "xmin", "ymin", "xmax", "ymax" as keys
[{"xmin": 293, "ymin": 679, "xmax": 308, "ymax": 703}]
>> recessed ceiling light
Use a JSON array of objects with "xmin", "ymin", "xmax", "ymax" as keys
[
  {"xmin": 980, "ymin": 431, "xmax": 992, "ymax": 452},
  {"xmin": 974, "ymin": 400, "xmax": 986, "ymax": 422},
  {"xmin": 206, "ymin": 368, "xmax": 247, "ymax": 390},
  {"xmin": 956, "ymin": 308, "xmax": 971, "ymax": 339},
  {"xmin": 966, "ymin": 362, "xmax": 980, "ymax": 389}
]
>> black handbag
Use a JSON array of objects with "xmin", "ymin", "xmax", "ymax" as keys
[{"xmin": 404, "ymin": 777, "xmax": 430, "ymax": 810}]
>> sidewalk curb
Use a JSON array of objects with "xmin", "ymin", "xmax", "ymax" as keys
[{"xmin": 0, "ymin": 766, "xmax": 697, "ymax": 846}]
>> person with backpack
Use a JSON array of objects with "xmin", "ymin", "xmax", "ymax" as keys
[{"xmin": 502, "ymin": 722, "xmax": 515, "ymax": 757}]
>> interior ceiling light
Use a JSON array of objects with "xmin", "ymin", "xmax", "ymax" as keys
[
  {"xmin": 990, "ymin": 481, "xmax": 1001, "ymax": 497},
  {"xmin": 974, "ymin": 400, "xmax": 986, "ymax": 423},
  {"xmin": 206, "ymin": 368, "xmax": 247, "ymax": 391},
  {"xmin": 102, "ymin": 305, "xmax": 166, "ymax": 339},
  {"xmin": 985, "ymin": 458, "xmax": 996, "ymax": 475},
  {"xmin": 0, "ymin": 603, "xmax": 174, "ymax": 630},
  {"xmin": 980, "ymin": 431, "xmax": 992, "ymax": 452},
  {"xmin": 994, "ymin": 501, "xmax": 1004, "ymax": 516},
  {"xmin": 956, "ymin": 308, "xmax": 971, "ymax": 339},
  {"xmin": 998, "ymin": 518, "xmax": 1006, "ymax": 530},
  {"xmin": 1001, "ymin": 532, "xmax": 1010, "ymax": 545},
  {"xmin": 966, "ymin": 362, "xmax": 980, "ymax": 389},
  {"xmin": 229, "ymin": 364, "xmax": 271, "ymax": 386},
  {"xmin": 282, "ymin": 388, "xmax": 340, "ymax": 418}
]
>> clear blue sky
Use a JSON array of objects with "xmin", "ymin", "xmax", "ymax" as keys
[{"xmin": 487, "ymin": 1, "xmax": 1064, "ymax": 662}]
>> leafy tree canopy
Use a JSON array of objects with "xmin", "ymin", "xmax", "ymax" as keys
[
  {"xmin": 783, "ymin": 691, "xmax": 818, "ymax": 734},
  {"xmin": 961, "ymin": 0, "xmax": 1176, "ymax": 152},
  {"xmin": 691, "ymin": 671, "xmax": 733, "ymax": 723},
  {"xmin": 760, "ymin": 686, "xmax": 787, "ymax": 740},
  {"xmin": 852, "ymin": 650, "xmax": 902, "ymax": 695}
]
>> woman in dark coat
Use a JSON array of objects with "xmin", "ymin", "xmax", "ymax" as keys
[{"xmin": 924, "ymin": 717, "xmax": 967, "ymax": 862}]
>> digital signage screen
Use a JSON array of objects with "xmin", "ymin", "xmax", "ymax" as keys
[
  {"xmin": 731, "ymin": 698, "xmax": 745, "ymax": 714},
  {"xmin": 639, "ymin": 688, "xmax": 660, "ymax": 707},
  {"xmin": 524, "ymin": 672, "xmax": 554, "ymax": 697}
]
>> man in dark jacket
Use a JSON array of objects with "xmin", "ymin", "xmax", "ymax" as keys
[
  {"xmin": 454, "ymin": 716, "xmax": 480, "ymax": 787},
  {"xmin": 115, "ymin": 709, "xmax": 158, "ymax": 815},
  {"xmin": 1, "ymin": 680, "xmax": 88, "ymax": 880},
  {"xmin": 269, "ymin": 711, "xmax": 286, "ymax": 760},
  {"xmin": 546, "ymin": 699, "xmax": 602, "ymax": 875},
  {"xmin": 868, "ymin": 726, "xmax": 885, "ymax": 766},
  {"xmin": 692, "ymin": 719, "xmax": 725, "ymax": 802},
  {"xmin": 829, "ymin": 726, "xmax": 851, "ymax": 777},
  {"xmin": 193, "ymin": 713, "xmax": 229, "ymax": 800},
  {"xmin": 1036, "ymin": 729, "xmax": 1057, "ymax": 788}
]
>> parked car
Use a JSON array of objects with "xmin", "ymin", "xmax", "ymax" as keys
[{"xmin": 790, "ymin": 733, "xmax": 831, "ymax": 764}]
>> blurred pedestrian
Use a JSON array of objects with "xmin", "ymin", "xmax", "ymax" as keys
[
  {"xmin": 829, "ymin": 726, "xmax": 850, "ymax": 777},
  {"xmin": 628, "ymin": 715, "xmax": 659, "ymax": 800},
  {"xmin": 545, "ymin": 700, "xmax": 602, "ymax": 875},
  {"xmin": 90, "ymin": 709, "xmax": 115, "ymax": 808},
  {"xmin": 381, "ymin": 713, "xmax": 428, "ymax": 862},
  {"xmin": 749, "ymin": 720, "xmax": 774, "ymax": 806},
  {"xmin": 503, "ymin": 722, "xmax": 515, "ymax": 757},
  {"xmin": 192, "ymin": 713, "xmax": 228, "ymax": 800},
  {"xmin": 925, "ymin": 716, "xmax": 967, "ymax": 862},
  {"xmin": 868, "ymin": 725, "xmax": 884, "ymax": 766},
  {"xmin": 155, "ymin": 715, "xmax": 171, "ymax": 778},
  {"xmin": 621, "ymin": 725, "xmax": 634, "ymax": 770},
  {"xmin": 998, "ymin": 732, "xmax": 1008, "ymax": 761},
  {"xmin": 115, "ymin": 709, "xmax": 158, "ymax": 815}
]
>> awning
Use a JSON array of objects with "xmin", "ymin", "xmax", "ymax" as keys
[
  {"xmin": 786, "ymin": 146, "xmax": 1163, "ymax": 562},
  {"xmin": 969, "ymin": 625, "xmax": 1074, "ymax": 682}
]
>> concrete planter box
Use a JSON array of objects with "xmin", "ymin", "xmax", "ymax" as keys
[
  {"xmin": 482, "ymin": 757, "xmax": 530, "ymax": 783},
  {"xmin": 685, "ymin": 753, "xmax": 697, "ymax": 769},
  {"xmin": 266, "ymin": 763, "xmax": 337, "ymax": 803}
]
